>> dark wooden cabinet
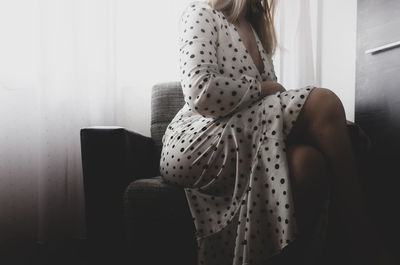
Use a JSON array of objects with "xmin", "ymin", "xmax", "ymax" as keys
[{"xmin": 356, "ymin": 0, "xmax": 400, "ymax": 259}]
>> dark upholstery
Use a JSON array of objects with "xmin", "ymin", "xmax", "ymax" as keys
[
  {"xmin": 80, "ymin": 127, "xmax": 160, "ymax": 264},
  {"xmin": 124, "ymin": 176, "xmax": 196, "ymax": 264},
  {"xmin": 80, "ymin": 81, "xmax": 197, "ymax": 265},
  {"xmin": 123, "ymin": 81, "xmax": 197, "ymax": 264},
  {"xmin": 80, "ymin": 81, "xmax": 372, "ymax": 265}
]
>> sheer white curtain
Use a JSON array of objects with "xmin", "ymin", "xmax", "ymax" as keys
[
  {"xmin": 0, "ymin": 0, "xmax": 188, "ymax": 244},
  {"xmin": 273, "ymin": 0, "xmax": 319, "ymax": 90},
  {"xmin": 0, "ymin": 0, "xmax": 317, "ymax": 245}
]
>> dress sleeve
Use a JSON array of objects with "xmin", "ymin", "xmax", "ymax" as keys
[{"xmin": 178, "ymin": 4, "xmax": 263, "ymax": 119}]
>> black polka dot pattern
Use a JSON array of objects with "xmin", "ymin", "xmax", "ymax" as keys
[
  {"xmin": 159, "ymin": 1, "xmax": 325, "ymax": 264},
  {"xmin": 177, "ymin": 0, "xmax": 265, "ymax": 120}
]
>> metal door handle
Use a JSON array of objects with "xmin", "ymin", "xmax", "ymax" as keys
[{"xmin": 365, "ymin": 40, "xmax": 400, "ymax": 54}]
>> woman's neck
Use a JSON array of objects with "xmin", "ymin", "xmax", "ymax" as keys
[{"xmin": 234, "ymin": 15, "xmax": 249, "ymax": 27}]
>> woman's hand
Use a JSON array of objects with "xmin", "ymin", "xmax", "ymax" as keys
[{"xmin": 260, "ymin": 81, "xmax": 286, "ymax": 98}]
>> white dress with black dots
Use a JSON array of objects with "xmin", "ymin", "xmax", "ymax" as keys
[{"xmin": 160, "ymin": 1, "xmax": 328, "ymax": 264}]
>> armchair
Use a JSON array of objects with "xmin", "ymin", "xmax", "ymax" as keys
[{"xmin": 80, "ymin": 81, "xmax": 372, "ymax": 265}]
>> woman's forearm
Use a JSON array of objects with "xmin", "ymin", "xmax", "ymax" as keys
[{"xmin": 260, "ymin": 81, "xmax": 286, "ymax": 98}]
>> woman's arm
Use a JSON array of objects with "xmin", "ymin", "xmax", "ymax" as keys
[
  {"xmin": 260, "ymin": 81, "xmax": 286, "ymax": 98},
  {"xmin": 178, "ymin": 4, "xmax": 264, "ymax": 119}
]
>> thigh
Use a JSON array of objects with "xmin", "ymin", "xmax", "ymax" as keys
[{"xmin": 160, "ymin": 131, "xmax": 222, "ymax": 188}]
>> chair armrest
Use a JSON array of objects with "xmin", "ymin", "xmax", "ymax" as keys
[
  {"xmin": 80, "ymin": 126, "xmax": 159, "ymax": 261},
  {"xmin": 80, "ymin": 126, "xmax": 159, "ymax": 181}
]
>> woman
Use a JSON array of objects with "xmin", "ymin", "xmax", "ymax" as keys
[{"xmin": 160, "ymin": 0, "xmax": 391, "ymax": 264}]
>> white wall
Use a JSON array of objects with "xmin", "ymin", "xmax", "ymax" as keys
[{"xmin": 313, "ymin": 0, "xmax": 358, "ymax": 122}]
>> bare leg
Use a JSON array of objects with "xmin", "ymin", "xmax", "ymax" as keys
[
  {"xmin": 286, "ymin": 87, "xmax": 390, "ymax": 264},
  {"xmin": 286, "ymin": 143, "xmax": 330, "ymax": 235}
]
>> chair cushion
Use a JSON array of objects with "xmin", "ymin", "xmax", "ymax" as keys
[
  {"xmin": 150, "ymin": 81, "xmax": 185, "ymax": 156},
  {"xmin": 123, "ymin": 176, "xmax": 197, "ymax": 265},
  {"xmin": 124, "ymin": 176, "xmax": 190, "ymax": 221}
]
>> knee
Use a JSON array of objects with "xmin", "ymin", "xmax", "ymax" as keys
[
  {"xmin": 287, "ymin": 144, "xmax": 330, "ymax": 197},
  {"xmin": 312, "ymin": 87, "xmax": 346, "ymax": 123}
]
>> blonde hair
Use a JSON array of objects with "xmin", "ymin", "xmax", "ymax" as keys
[{"xmin": 205, "ymin": 0, "xmax": 277, "ymax": 56}]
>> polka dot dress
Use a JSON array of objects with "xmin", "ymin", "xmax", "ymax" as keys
[{"xmin": 160, "ymin": 1, "xmax": 328, "ymax": 264}]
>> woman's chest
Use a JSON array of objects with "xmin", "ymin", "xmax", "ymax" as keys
[
  {"xmin": 213, "ymin": 18, "xmax": 276, "ymax": 82},
  {"xmin": 235, "ymin": 23, "xmax": 265, "ymax": 74}
]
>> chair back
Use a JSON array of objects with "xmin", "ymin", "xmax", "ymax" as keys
[{"xmin": 151, "ymin": 81, "xmax": 185, "ymax": 156}]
